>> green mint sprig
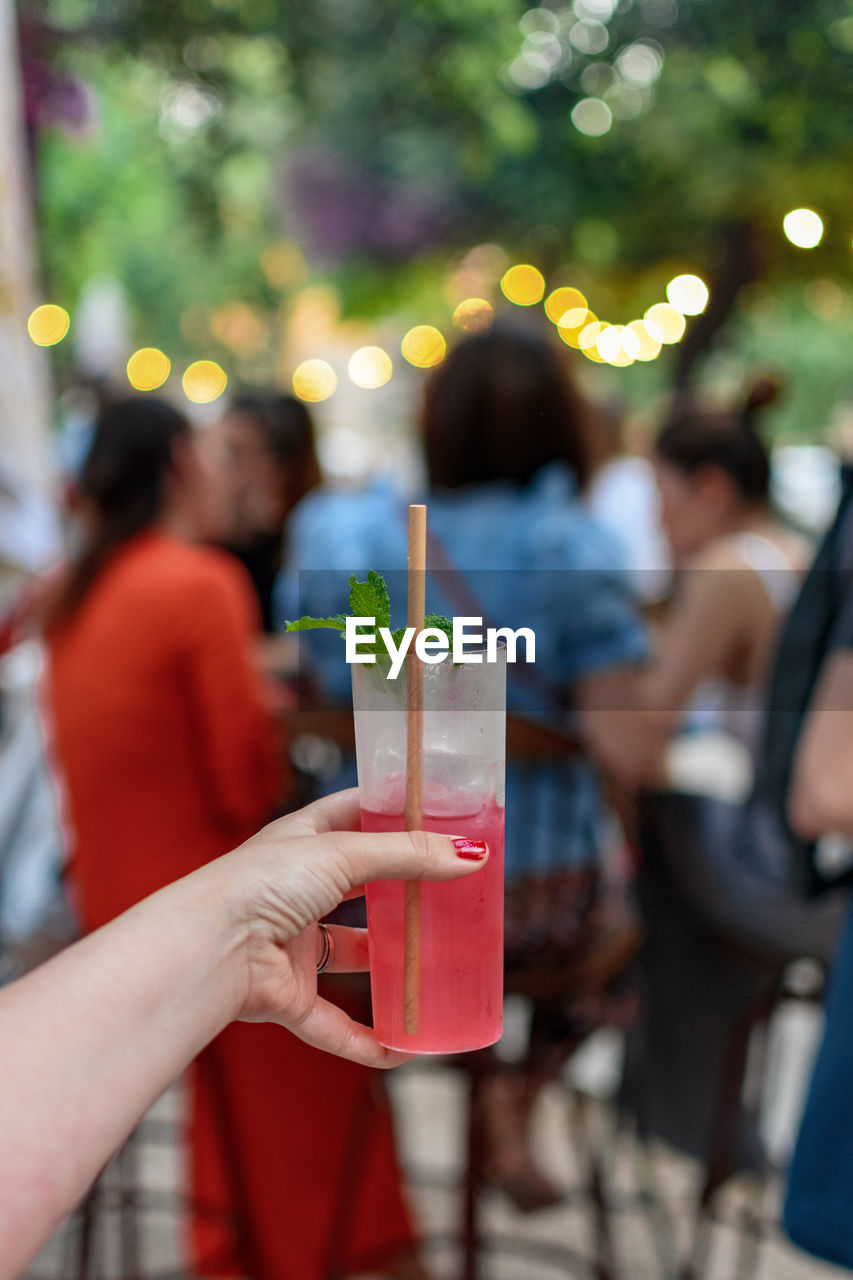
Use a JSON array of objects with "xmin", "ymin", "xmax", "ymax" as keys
[{"xmin": 285, "ymin": 570, "xmax": 453, "ymax": 657}]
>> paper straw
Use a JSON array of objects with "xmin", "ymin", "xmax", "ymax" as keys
[{"xmin": 404, "ymin": 503, "xmax": 426, "ymax": 1035}]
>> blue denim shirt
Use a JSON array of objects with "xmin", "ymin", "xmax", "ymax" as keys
[{"xmin": 275, "ymin": 466, "xmax": 647, "ymax": 877}]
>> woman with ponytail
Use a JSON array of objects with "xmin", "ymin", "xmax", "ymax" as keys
[
  {"xmin": 586, "ymin": 376, "xmax": 806, "ymax": 785},
  {"xmin": 589, "ymin": 382, "xmax": 845, "ymax": 1171}
]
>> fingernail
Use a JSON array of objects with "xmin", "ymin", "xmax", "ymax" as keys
[{"xmin": 453, "ymin": 839, "xmax": 488, "ymax": 861}]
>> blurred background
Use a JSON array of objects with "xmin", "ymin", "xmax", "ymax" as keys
[
  {"xmin": 4, "ymin": 3, "xmax": 853, "ymax": 1279},
  {"xmin": 4, "ymin": 0, "xmax": 853, "ymax": 491}
]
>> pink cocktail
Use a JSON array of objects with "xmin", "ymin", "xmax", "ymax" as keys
[
  {"xmin": 362, "ymin": 797, "xmax": 505, "ymax": 1053},
  {"xmin": 352, "ymin": 651, "xmax": 506, "ymax": 1054}
]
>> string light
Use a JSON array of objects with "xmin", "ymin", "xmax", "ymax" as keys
[
  {"xmin": 127, "ymin": 348, "xmax": 171, "ymax": 391},
  {"xmin": 666, "ymin": 274, "xmax": 709, "ymax": 315},
  {"xmin": 111, "ymin": 251, "xmax": 712, "ymax": 408},
  {"xmin": 182, "ymin": 360, "xmax": 227, "ymax": 404},
  {"xmin": 27, "ymin": 304, "xmax": 70, "ymax": 346},
  {"xmin": 644, "ymin": 303, "xmax": 686, "ymax": 344},
  {"xmin": 401, "ymin": 325, "xmax": 446, "ymax": 369},
  {"xmin": 500, "ymin": 264, "xmax": 546, "ymax": 306},
  {"xmin": 545, "ymin": 287, "xmax": 587, "ymax": 324},
  {"xmin": 452, "ymin": 298, "xmax": 494, "ymax": 332},
  {"xmin": 783, "ymin": 208, "xmax": 824, "ymax": 249},
  {"xmin": 292, "ymin": 359, "xmax": 337, "ymax": 403},
  {"xmin": 348, "ymin": 346, "xmax": 393, "ymax": 389}
]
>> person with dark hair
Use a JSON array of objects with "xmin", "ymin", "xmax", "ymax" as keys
[
  {"xmin": 278, "ymin": 325, "xmax": 648, "ymax": 1211},
  {"xmin": 44, "ymin": 398, "xmax": 285, "ymax": 1268},
  {"xmin": 587, "ymin": 381, "xmax": 845, "ymax": 1169},
  {"xmin": 585, "ymin": 377, "xmax": 807, "ymax": 785},
  {"xmin": 48, "ymin": 402, "xmax": 437, "ymax": 1279},
  {"xmin": 219, "ymin": 392, "xmax": 320, "ymax": 630}
]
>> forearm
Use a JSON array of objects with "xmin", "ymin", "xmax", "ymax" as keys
[{"xmin": 0, "ymin": 859, "xmax": 247, "ymax": 1277}]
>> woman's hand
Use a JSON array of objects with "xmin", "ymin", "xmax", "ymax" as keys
[{"xmin": 222, "ymin": 788, "xmax": 489, "ymax": 1068}]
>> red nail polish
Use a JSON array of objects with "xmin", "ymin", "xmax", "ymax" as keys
[{"xmin": 453, "ymin": 839, "xmax": 488, "ymax": 861}]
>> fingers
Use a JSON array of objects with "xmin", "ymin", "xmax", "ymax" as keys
[
  {"xmin": 327, "ymin": 828, "xmax": 489, "ymax": 893},
  {"xmin": 297, "ymin": 789, "xmax": 361, "ymax": 835},
  {"xmin": 279, "ymin": 996, "xmax": 413, "ymax": 1069},
  {"xmin": 316, "ymin": 924, "xmax": 370, "ymax": 974}
]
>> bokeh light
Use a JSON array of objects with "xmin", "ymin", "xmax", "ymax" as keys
[
  {"xmin": 596, "ymin": 324, "xmax": 641, "ymax": 366},
  {"xmin": 27, "ymin": 304, "xmax": 70, "ymax": 346},
  {"xmin": 182, "ymin": 360, "xmax": 228, "ymax": 404},
  {"xmin": 292, "ymin": 359, "xmax": 337, "ymax": 403},
  {"xmin": 570, "ymin": 97, "xmax": 613, "ymax": 137},
  {"xmin": 348, "ymin": 346, "xmax": 393, "ymax": 389},
  {"xmin": 401, "ymin": 325, "xmax": 446, "ymax": 369},
  {"xmin": 644, "ymin": 302, "xmax": 687, "ymax": 343},
  {"xmin": 783, "ymin": 208, "xmax": 824, "ymax": 249},
  {"xmin": 578, "ymin": 320, "xmax": 605, "ymax": 361},
  {"xmin": 557, "ymin": 309, "xmax": 595, "ymax": 348},
  {"xmin": 627, "ymin": 319, "xmax": 663, "ymax": 361},
  {"xmin": 126, "ymin": 347, "xmax": 171, "ymax": 391},
  {"xmin": 666, "ymin": 273, "xmax": 709, "ymax": 315},
  {"xmin": 544, "ymin": 287, "xmax": 588, "ymax": 324},
  {"xmin": 452, "ymin": 297, "xmax": 494, "ymax": 332},
  {"xmin": 500, "ymin": 264, "xmax": 546, "ymax": 306}
]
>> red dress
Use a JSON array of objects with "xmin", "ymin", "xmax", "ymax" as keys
[{"xmin": 47, "ymin": 531, "xmax": 416, "ymax": 1278}]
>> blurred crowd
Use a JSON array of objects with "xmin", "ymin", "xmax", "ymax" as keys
[{"xmin": 3, "ymin": 323, "xmax": 853, "ymax": 1278}]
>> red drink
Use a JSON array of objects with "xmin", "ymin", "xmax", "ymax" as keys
[{"xmin": 362, "ymin": 794, "xmax": 504, "ymax": 1054}]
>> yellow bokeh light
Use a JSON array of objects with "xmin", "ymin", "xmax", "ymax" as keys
[
  {"xmin": 348, "ymin": 346, "xmax": 393, "ymax": 390},
  {"xmin": 452, "ymin": 297, "xmax": 494, "ymax": 332},
  {"xmin": 596, "ymin": 325, "xmax": 639, "ymax": 366},
  {"xmin": 500, "ymin": 264, "xmax": 546, "ymax": 306},
  {"xmin": 544, "ymin": 286, "xmax": 587, "ymax": 324},
  {"xmin": 27, "ymin": 304, "xmax": 70, "ymax": 347},
  {"xmin": 557, "ymin": 308, "xmax": 595, "ymax": 348},
  {"xmin": 578, "ymin": 320, "xmax": 605, "ymax": 361},
  {"xmin": 783, "ymin": 208, "xmax": 824, "ymax": 250},
  {"xmin": 126, "ymin": 347, "xmax": 171, "ymax": 392},
  {"xmin": 292, "ymin": 359, "xmax": 337, "ymax": 403},
  {"xmin": 644, "ymin": 303, "xmax": 687, "ymax": 344},
  {"xmin": 401, "ymin": 325, "xmax": 446, "ymax": 369},
  {"xmin": 182, "ymin": 360, "xmax": 228, "ymax": 404},
  {"xmin": 666, "ymin": 273, "xmax": 709, "ymax": 316},
  {"xmin": 596, "ymin": 325, "xmax": 624, "ymax": 363},
  {"xmin": 627, "ymin": 319, "xmax": 662, "ymax": 362}
]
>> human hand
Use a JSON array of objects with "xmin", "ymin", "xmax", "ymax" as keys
[{"xmin": 221, "ymin": 789, "xmax": 489, "ymax": 1068}]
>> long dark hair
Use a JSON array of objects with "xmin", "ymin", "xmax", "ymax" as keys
[
  {"xmin": 655, "ymin": 378, "xmax": 779, "ymax": 503},
  {"xmin": 421, "ymin": 326, "xmax": 591, "ymax": 491},
  {"xmin": 50, "ymin": 397, "xmax": 190, "ymax": 627},
  {"xmin": 229, "ymin": 391, "xmax": 320, "ymax": 506}
]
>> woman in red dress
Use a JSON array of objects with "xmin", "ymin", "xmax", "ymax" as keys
[{"xmin": 46, "ymin": 398, "xmax": 423, "ymax": 1279}]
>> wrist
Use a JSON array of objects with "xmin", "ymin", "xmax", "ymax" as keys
[{"xmin": 167, "ymin": 853, "xmax": 254, "ymax": 1029}]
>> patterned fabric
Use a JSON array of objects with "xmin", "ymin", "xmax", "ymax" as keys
[{"xmin": 276, "ymin": 465, "xmax": 647, "ymax": 879}]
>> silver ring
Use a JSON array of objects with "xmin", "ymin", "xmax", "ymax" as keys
[{"xmin": 316, "ymin": 923, "xmax": 334, "ymax": 975}]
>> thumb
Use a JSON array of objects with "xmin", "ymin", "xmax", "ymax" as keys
[{"xmin": 318, "ymin": 828, "xmax": 490, "ymax": 894}]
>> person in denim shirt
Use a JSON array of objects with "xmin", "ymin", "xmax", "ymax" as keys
[{"xmin": 277, "ymin": 326, "xmax": 647, "ymax": 1209}]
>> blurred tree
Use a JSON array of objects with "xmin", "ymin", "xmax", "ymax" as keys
[{"xmin": 16, "ymin": 0, "xmax": 853, "ymax": 416}]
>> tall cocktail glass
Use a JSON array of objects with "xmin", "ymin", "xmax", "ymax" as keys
[{"xmin": 352, "ymin": 649, "xmax": 505, "ymax": 1054}]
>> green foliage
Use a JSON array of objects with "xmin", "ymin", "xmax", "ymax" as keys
[{"xmin": 24, "ymin": 0, "xmax": 853, "ymax": 421}]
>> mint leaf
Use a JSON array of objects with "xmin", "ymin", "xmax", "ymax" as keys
[
  {"xmin": 390, "ymin": 613, "xmax": 454, "ymax": 652},
  {"xmin": 284, "ymin": 574, "xmax": 453, "ymax": 660},
  {"xmin": 424, "ymin": 613, "xmax": 454, "ymax": 643},
  {"xmin": 348, "ymin": 570, "xmax": 391, "ymax": 629},
  {"xmin": 285, "ymin": 614, "xmax": 347, "ymax": 632}
]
